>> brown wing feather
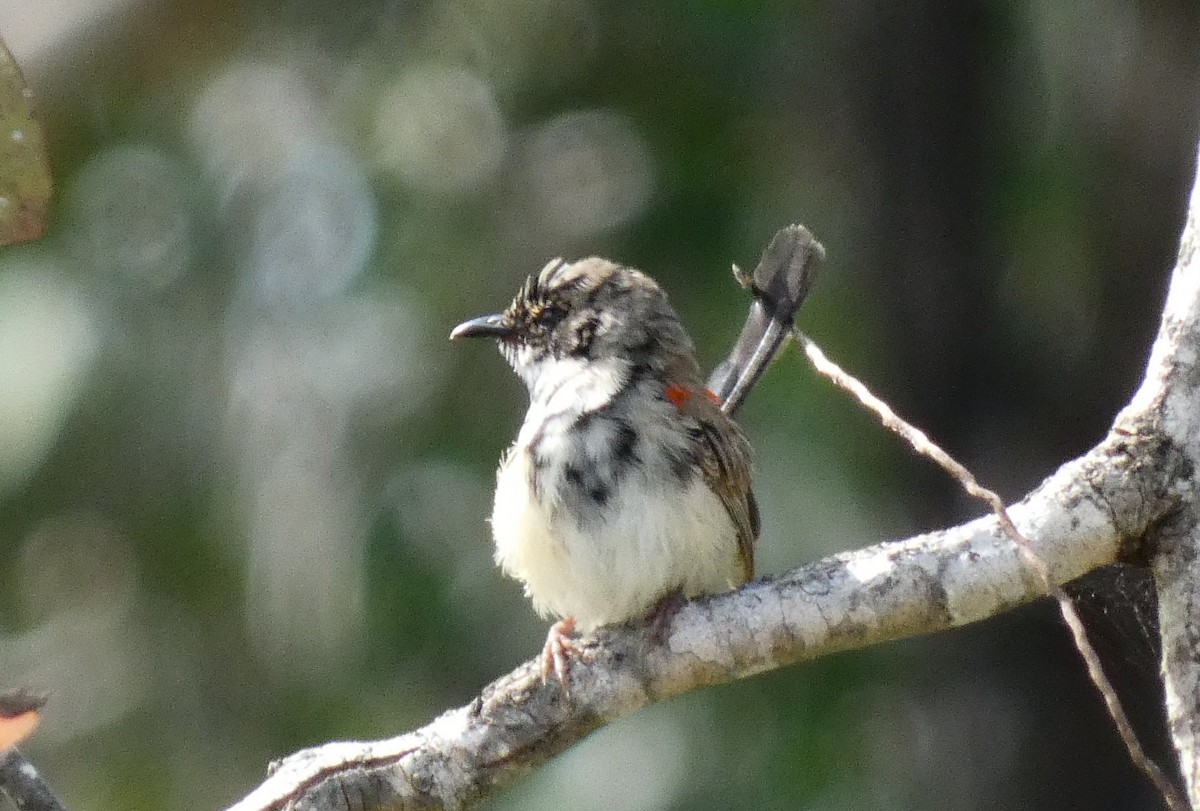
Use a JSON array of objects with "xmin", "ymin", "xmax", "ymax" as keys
[{"xmin": 678, "ymin": 391, "xmax": 757, "ymax": 583}]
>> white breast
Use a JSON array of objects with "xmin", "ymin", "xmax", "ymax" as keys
[{"xmin": 490, "ymin": 401, "xmax": 743, "ymax": 632}]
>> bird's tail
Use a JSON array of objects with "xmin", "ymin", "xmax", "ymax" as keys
[{"xmin": 707, "ymin": 225, "xmax": 825, "ymax": 416}]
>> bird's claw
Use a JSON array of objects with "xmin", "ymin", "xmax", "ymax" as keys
[{"xmin": 541, "ymin": 617, "xmax": 583, "ymax": 687}]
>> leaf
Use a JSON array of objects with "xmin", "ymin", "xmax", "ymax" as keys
[{"xmin": 0, "ymin": 37, "xmax": 51, "ymax": 246}]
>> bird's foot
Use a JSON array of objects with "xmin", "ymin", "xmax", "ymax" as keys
[{"xmin": 540, "ymin": 617, "xmax": 583, "ymax": 687}]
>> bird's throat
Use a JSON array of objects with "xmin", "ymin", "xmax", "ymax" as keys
[{"xmin": 518, "ymin": 356, "xmax": 629, "ymax": 423}]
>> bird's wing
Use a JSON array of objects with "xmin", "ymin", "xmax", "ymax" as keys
[{"xmin": 674, "ymin": 386, "xmax": 758, "ymax": 583}]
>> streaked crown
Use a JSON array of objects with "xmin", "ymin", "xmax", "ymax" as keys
[{"xmin": 453, "ymin": 258, "xmax": 702, "ymax": 387}]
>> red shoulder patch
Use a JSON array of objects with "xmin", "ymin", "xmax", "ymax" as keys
[{"xmin": 665, "ymin": 383, "xmax": 692, "ymax": 409}]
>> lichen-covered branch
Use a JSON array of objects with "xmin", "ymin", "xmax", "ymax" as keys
[
  {"xmin": 1140, "ymin": 141, "xmax": 1200, "ymax": 808},
  {"xmin": 223, "ymin": 427, "xmax": 1181, "ymax": 811}
]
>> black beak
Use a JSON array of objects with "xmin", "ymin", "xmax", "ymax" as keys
[{"xmin": 450, "ymin": 313, "xmax": 512, "ymax": 340}]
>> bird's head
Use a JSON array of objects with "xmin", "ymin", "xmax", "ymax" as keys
[{"xmin": 451, "ymin": 257, "xmax": 701, "ymax": 392}]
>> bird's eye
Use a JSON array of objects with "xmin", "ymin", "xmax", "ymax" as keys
[{"xmin": 535, "ymin": 304, "xmax": 566, "ymax": 329}]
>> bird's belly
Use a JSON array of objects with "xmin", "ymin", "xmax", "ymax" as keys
[{"xmin": 491, "ymin": 448, "xmax": 742, "ymax": 632}]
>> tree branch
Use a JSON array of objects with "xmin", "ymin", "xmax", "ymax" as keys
[
  {"xmin": 799, "ymin": 332, "xmax": 1187, "ymax": 810},
  {"xmin": 1144, "ymin": 140, "xmax": 1200, "ymax": 807},
  {"xmin": 0, "ymin": 749, "xmax": 66, "ymax": 811},
  {"xmin": 223, "ymin": 429, "xmax": 1181, "ymax": 810},
  {"xmin": 224, "ymin": 139, "xmax": 1200, "ymax": 811}
]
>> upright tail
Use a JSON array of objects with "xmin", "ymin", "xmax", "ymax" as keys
[{"xmin": 707, "ymin": 225, "xmax": 825, "ymax": 416}]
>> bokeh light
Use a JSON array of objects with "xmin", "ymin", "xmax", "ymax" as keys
[
  {"xmin": 2, "ymin": 513, "xmax": 146, "ymax": 745},
  {"xmin": 188, "ymin": 61, "xmax": 333, "ymax": 190},
  {"xmin": 520, "ymin": 109, "xmax": 654, "ymax": 238},
  {"xmin": 225, "ymin": 294, "xmax": 434, "ymax": 678},
  {"xmin": 493, "ymin": 707, "xmax": 690, "ymax": 811},
  {"xmin": 228, "ymin": 146, "xmax": 377, "ymax": 305},
  {"xmin": 65, "ymin": 144, "xmax": 195, "ymax": 290},
  {"xmin": 374, "ymin": 65, "xmax": 509, "ymax": 198},
  {"xmin": 0, "ymin": 263, "xmax": 98, "ymax": 495}
]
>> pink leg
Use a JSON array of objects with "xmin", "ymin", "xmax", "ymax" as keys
[{"xmin": 540, "ymin": 617, "xmax": 582, "ymax": 685}]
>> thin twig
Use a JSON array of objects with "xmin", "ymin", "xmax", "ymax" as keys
[
  {"xmin": 797, "ymin": 331, "xmax": 1187, "ymax": 811},
  {"xmin": 0, "ymin": 749, "xmax": 67, "ymax": 811}
]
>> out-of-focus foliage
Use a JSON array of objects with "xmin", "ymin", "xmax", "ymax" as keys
[
  {"xmin": 0, "ymin": 1, "xmax": 1197, "ymax": 809},
  {"xmin": 0, "ymin": 36, "xmax": 49, "ymax": 245}
]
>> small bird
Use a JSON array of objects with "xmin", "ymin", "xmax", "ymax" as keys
[{"xmin": 451, "ymin": 257, "xmax": 758, "ymax": 683}]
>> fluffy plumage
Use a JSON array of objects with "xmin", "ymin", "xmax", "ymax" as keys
[{"xmin": 455, "ymin": 257, "xmax": 758, "ymax": 633}]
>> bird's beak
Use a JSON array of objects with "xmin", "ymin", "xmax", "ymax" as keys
[{"xmin": 450, "ymin": 313, "xmax": 513, "ymax": 340}]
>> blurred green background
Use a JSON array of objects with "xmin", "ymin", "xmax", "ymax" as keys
[{"xmin": 1, "ymin": 1, "xmax": 1199, "ymax": 809}]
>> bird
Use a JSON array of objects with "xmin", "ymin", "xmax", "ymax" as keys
[{"xmin": 451, "ymin": 257, "xmax": 758, "ymax": 683}]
